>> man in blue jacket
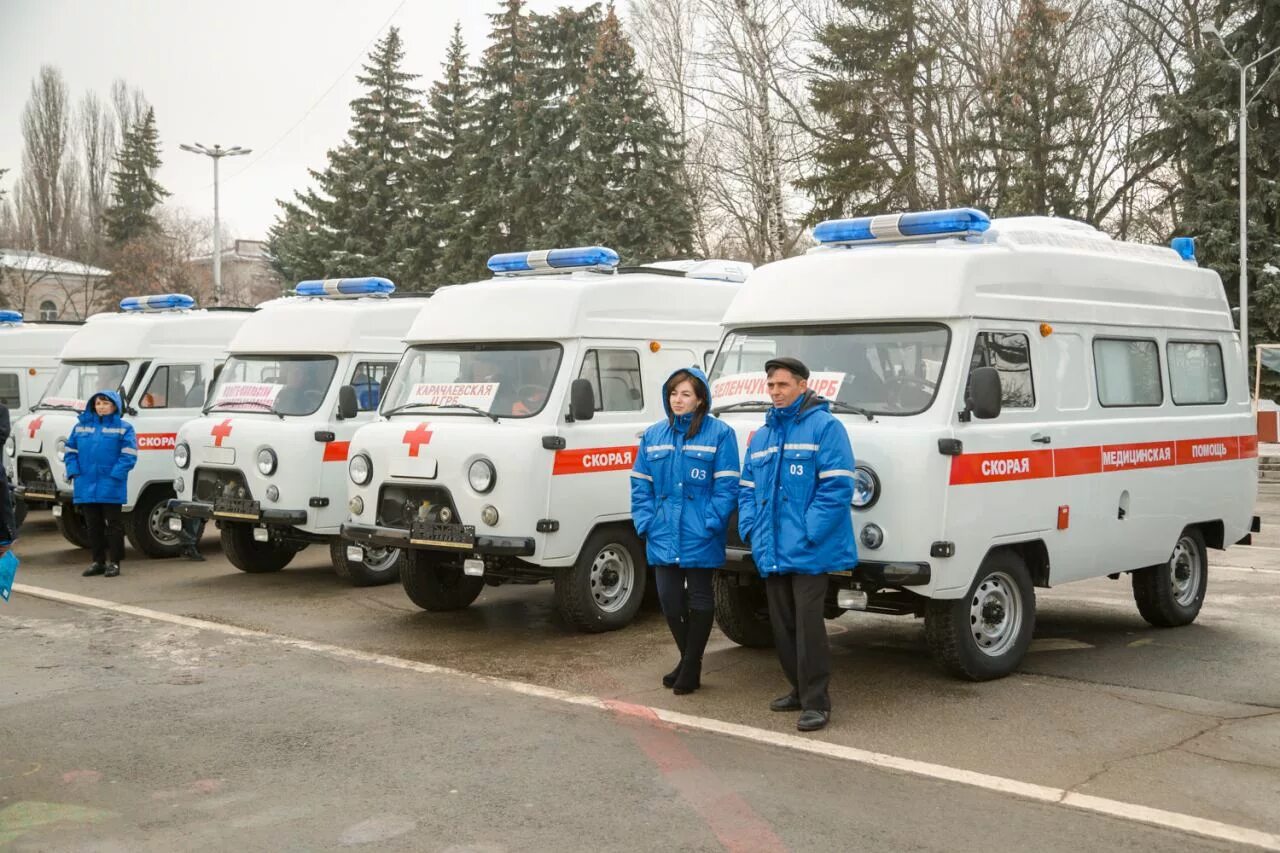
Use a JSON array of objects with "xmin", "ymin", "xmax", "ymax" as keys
[
  {"xmin": 738, "ymin": 357, "xmax": 857, "ymax": 732},
  {"xmin": 64, "ymin": 390, "xmax": 137, "ymax": 577}
]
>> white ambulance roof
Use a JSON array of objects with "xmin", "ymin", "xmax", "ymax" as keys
[
  {"xmin": 724, "ymin": 217, "xmax": 1232, "ymax": 333},
  {"xmin": 228, "ymin": 295, "xmax": 430, "ymax": 355},
  {"xmin": 407, "ymin": 271, "xmax": 739, "ymax": 344},
  {"xmin": 0, "ymin": 323, "xmax": 81, "ymax": 360},
  {"xmin": 59, "ymin": 309, "xmax": 255, "ymax": 361}
]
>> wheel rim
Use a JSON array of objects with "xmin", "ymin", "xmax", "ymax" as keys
[
  {"xmin": 362, "ymin": 546, "xmax": 400, "ymax": 572},
  {"xmin": 148, "ymin": 502, "xmax": 181, "ymax": 547},
  {"xmin": 1169, "ymin": 536, "xmax": 1203, "ymax": 607},
  {"xmin": 589, "ymin": 543, "xmax": 635, "ymax": 614},
  {"xmin": 969, "ymin": 570, "xmax": 1022, "ymax": 657}
]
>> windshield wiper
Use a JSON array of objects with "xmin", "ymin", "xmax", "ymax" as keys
[
  {"xmin": 712, "ymin": 401, "xmax": 771, "ymax": 414},
  {"xmin": 204, "ymin": 400, "xmax": 284, "ymax": 420},
  {"xmin": 37, "ymin": 403, "xmax": 81, "ymax": 412},
  {"xmin": 827, "ymin": 400, "xmax": 876, "ymax": 421},
  {"xmin": 382, "ymin": 402, "xmax": 499, "ymax": 422}
]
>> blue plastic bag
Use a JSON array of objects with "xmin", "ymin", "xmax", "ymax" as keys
[{"xmin": 0, "ymin": 550, "xmax": 18, "ymax": 601}]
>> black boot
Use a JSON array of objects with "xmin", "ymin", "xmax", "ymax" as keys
[
  {"xmin": 672, "ymin": 609, "xmax": 714, "ymax": 695},
  {"xmin": 662, "ymin": 610, "xmax": 688, "ymax": 688},
  {"xmin": 104, "ymin": 563, "xmax": 120, "ymax": 578},
  {"xmin": 82, "ymin": 562, "xmax": 106, "ymax": 577}
]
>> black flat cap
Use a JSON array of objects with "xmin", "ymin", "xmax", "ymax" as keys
[{"xmin": 764, "ymin": 357, "xmax": 810, "ymax": 380}]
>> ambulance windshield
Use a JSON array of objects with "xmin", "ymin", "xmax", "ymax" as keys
[
  {"xmin": 382, "ymin": 342, "xmax": 563, "ymax": 419},
  {"xmin": 709, "ymin": 324, "xmax": 950, "ymax": 416},
  {"xmin": 38, "ymin": 361, "xmax": 128, "ymax": 410},
  {"xmin": 207, "ymin": 355, "xmax": 338, "ymax": 417}
]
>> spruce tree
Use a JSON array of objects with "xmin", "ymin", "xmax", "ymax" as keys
[
  {"xmin": 268, "ymin": 27, "xmax": 423, "ymax": 285},
  {"xmin": 102, "ymin": 107, "xmax": 168, "ymax": 247}
]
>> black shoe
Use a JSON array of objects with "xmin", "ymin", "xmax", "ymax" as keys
[
  {"xmin": 662, "ymin": 661, "xmax": 682, "ymax": 689},
  {"xmin": 672, "ymin": 609, "xmax": 715, "ymax": 695},
  {"xmin": 769, "ymin": 693, "xmax": 802, "ymax": 713},
  {"xmin": 104, "ymin": 563, "xmax": 120, "ymax": 578},
  {"xmin": 796, "ymin": 710, "xmax": 830, "ymax": 732},
  {"xmin": 82, "ymin": 563, "xmax": 106, "ymax": 577},
  {"xmin": 183, "ymin": 548, "xmax": 205, "ymax": 562},
  {"xmin": 662, "ymin": 610, "xmax": 688, "ymax": 689}
]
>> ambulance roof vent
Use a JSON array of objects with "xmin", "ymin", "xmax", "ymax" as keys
[
  {"xmin": 487, "ymin": 246, "xmax": 620, "ymax": 276},
  {"xmin": 0, "ymin": 310, "xmax": 23, "ymax": 325},
  {"xmin": 119, "ymin": 293, "xmax": 197, "ymax": 312},
  {"xmin": 294, "ymin": 277, "xmax": 396, "ymax": 298},
  {"xmin": 813, "ymin": 208, "xmax": 990, "ymax": 246},
  {"xmin": 635, "ymin": 258, "xmax": 753, "ymax": 283}
]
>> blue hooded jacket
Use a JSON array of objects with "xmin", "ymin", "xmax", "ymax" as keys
[
  {"xmin": 738, "ymin": 391, "xmax": 858, "ymax": 575},
  {"xmin": 630, "ymin": 367, "xmax": 740, "ymax": 569},
  {"xmin": 63, "ymin": 390, "xmax": 137, "ymax": 505}
]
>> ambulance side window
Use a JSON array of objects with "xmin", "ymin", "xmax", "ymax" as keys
[
  {"xmin": 0, "ymin": 372, "xmax": 20, "ymax": 409},
  {"xmin": 140, "ymin": 364, "xmax": 204, "ymax": 409},
  {"xmin": 351, "ymin": 361, "xmax": 396, "ymax": 411},
  {"xmin": 579, "ymin": 349, "xmax": 643, "ymax": 412},
  {"xmin": 1093, "ymin": 338, "xmax": 1162, "ymax": 407},
  {"xmin": 969, "ymin": 332, "xmax": 1035, "ymax": 408},
  {"xmin": 1167, "ymin": 342, "xmax": 1227, "ymax": 405}
]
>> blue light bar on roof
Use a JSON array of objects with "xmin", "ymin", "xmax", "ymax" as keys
[
  {"xmin": 294, "ymin": 277, "xmax": 396, "ymax": 297},
  {"xmin": 487, "ymin": 246, "xmax": 620, "ymax": 275},
  {"xmin": 119, "ymin": 293, "xmax": 197, "ymax": 312},
  {"xmin": 813, "ymin": 208, "xmax": 991, "ymax": 245},
  {"xmin": 1170, "ymin": 237, "xmax": 1197, "ymax": 263},
  {"xmin": 0, "ymin": 310, "xmax": 23, "ymax": 324}
]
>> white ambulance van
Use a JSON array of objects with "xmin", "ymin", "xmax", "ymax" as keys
[
  {"xmin": 707, "ymin": 209, "xmax": 1256, "ymax": 680},
  {"xmin": 1, "ymin": 311, "xmax": 81, "ymax": 526},
  {"xmin": 10, "ymin": 295, "xmax": 253, "ymax": 556},
  {"xmin": 342, "ymin": 247, "xmax": 749, "ymax": 631},
  {"xmin": 167, "ymin": 278, "xmax": 430, "ymax": 586}
]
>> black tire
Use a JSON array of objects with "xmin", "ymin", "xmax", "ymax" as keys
[
  {"xmin": 713, "ymin": 569, "xmax": 775, "ymax": 648},
  {"xmin": 925, "ymin": 550, "xmax": 1036, "ymax": 681},
  {"xmin": 329, "ymin": 540, "xmax": 404, "ymax": 587},
  {"xmin": 124, "ymin": 486, "xmax": 183, "ymax": 558},
  {"xmin": 13, "ymin": 494, "xmax": 28, "ymax": 530},
  {"xmin": 400, "ymin": 549, "xmax": 483, "ymax": 611},
  {"xmin": 1132, "ymin": 526, "xmax": 1207, "ymax": 628},
  {"xmin": 554, "ymin": 527, "xmax": 647, "ymax": 633},
  {"xmin": 55, "ymin": 503, "xmax": 92, "ymax": 549},
  {"xmin": 220, "ymin": 522, "xmax": 295, "ymax": 573}
]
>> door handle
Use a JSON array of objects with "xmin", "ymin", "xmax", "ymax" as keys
[{"xmin": 1031, "ymin": 433, "xmax": 1051, "ymax": 445}]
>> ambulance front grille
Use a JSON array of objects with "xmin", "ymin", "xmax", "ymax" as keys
[
  {"xmin": 193, "ymin": 467, "xmax": 252, "ymax": 503},
  {"xmin": 376, "ymin": 483, "xmax": 459, "ymax": 529},
  {"xmin": 16, "ymin": 455, "xmax": 54, "ymax": 490}
]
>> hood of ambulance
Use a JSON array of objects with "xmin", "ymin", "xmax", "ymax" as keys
[
  {"xmin": 719, "ymin": 409, "xmax": 951, "ymax": 586},
  {"xmin": 348, "ymin": 414, "xmax": 551, "ymax": 540}
]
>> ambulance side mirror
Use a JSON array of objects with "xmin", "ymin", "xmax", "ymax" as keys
[
  {"xmin": 337, "ymin": 385, "xmax": 359, "ymax": 420},
  {"xmin": 569, "ymin": 379, "xmax": 596, "ymax": 422},
  {"xmin": 964, "ymin": 367, "xmax": 1002, "ymax": 421}
]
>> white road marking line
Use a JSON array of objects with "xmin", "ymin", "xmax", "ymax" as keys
[
  {"xmin": 1029, "ymin": 638, "xmax": 1095, "ymax": 653},
  {"xmin": 13, "ymin": 582, "xmax": 1280, "ymax": 852},
  {"xmin": 1215, "ymin": 565, "xmax": 1280, "ymax": 575}
]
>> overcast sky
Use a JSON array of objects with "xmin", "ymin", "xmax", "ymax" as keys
[{"xmin": 1, "ymin": 0, "xmax": 595, "ymax": 242}]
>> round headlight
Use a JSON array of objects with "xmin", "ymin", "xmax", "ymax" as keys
[
  {"xmin": 174, "ymin": 441, "xmax": 191, "ymax": 469},
  {"xmin": 349, "ymin": 453, "xmax": 372, "ymax": 486},
  {"xmin": 851, "ymin": 465, "xmax": 880, "ymax": 509},
  {"xmin": 256, "ymin": 447, "xmax": 278, "ymax": 476},
  {"xmin": 348, "ymin": 495, "xmax": 364, "ymax": 516},
  {"xmin": 4, "ymin": 436, "xmax": 14, "ymax": 458},
  {"xmin": 480, "ymin": 505, "xmax": 499, "ymax": 526},
  {"xmin": 860, "ymin": 523, "xmax": 884, "ymax": 550},
  {"xmin": 56, "ymin": 437, "xmax": 66, "ymax": 461},
  {"xmin": 468, "ymin": 459, "xmax": 496, "ymax": 494},
  {"xmin": 265, "ymin": 485, "xmax": 280, "ymax": 503}
]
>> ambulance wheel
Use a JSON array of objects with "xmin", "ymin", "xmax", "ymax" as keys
[
  {"xmin": 925, "ymin": 551, "xmax": 1035, "ymax": 681},
  {"xmin": 329, "ymin": 540, "xmax": 404, "ymax": 587},
  {"xmin": 400, "ymin": 550, "xmax": 483, "ymax": 611},
  {"xmin": 1132, "ymin": 527, "xmax": 1207, "ymax": 628},
  {"xmin": 13, "ymin": 494, "xmax": 28, "ymax": 530},
  {"xmin": 713, "ymin": 570, "xmax": 774, "ymax": 648},
  {"xmin": 555, "ymin": 528, "xmax": 647, "ymax": 633},
  {"xmin": 55, "ymin": 504, "xmax": 92, "ymax": 549},
  {"xmin": 221, "ymin": 523, "xmax": 294, "ymax": 573},
  {"xmin": 125, "ymin": 486, "xmax": 183, "ymax": 558}
]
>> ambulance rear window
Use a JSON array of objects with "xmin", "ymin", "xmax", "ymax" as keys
[
  {"xmin": 1093, "ymin": 338, "xmax": 1162, "ymax": 407},
  {"xmin": 1168, "ymin": 342, "xmax": 1227, "ymax": 405}
]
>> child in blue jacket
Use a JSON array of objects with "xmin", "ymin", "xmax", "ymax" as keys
[{"xmin": 64, "ymin": 390, "xmax": 137, "ymax": 577}]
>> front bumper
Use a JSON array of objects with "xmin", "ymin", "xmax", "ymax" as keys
[
  {"xmin": 168, "ymin": 499, "xmax": 308, "ymax": 526},
  {"xmin": 14, "ymin": 484, "xmax": 72, "ymax": 503},
  {"xmin": 343, "ymin": 522, "xmax": 536, "ymax": 557},
  {"xmin": 724, "ymin": 546, "xmax": 932, "ymax": 586}
]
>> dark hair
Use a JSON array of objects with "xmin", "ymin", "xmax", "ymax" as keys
[{"xmin": 665, "ymin": 370, "xmax": 709, "ymax": 439}]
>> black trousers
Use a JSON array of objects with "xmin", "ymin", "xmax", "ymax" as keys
[
  {"xmin": 80, "ymin": 503, "xmax": 124, "ymax": 565},
  {"xmin": 0, "ymin": 476, "xmax": 16, "ymax": 543},
  {"xmin": 765, "ymin": 573, "xmax": 832, "ymax": 712},
  {"xmin": 653, "ymin": 564, "xmax": 715, "ymax": 616}
]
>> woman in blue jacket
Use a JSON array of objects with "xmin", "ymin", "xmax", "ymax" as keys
[
  {"xmin": 631, "ymin": 367, "xmax": 740, "ymax": 694},
  {"xmin": 64, "ymin": 390, "xmax": 137, "ymax": 577}
]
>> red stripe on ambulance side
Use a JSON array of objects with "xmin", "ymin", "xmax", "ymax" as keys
[
  {"xmin": 552, "ymin": 445, "xmax": 638, "ymax": 475},
  {"xmin": 948, "ymin": 449, "xmax": 1054, "ymax": 485},
  {"xmin": 322, "ymin": 441, "xmax": 350, "ymax": 462},
  {"xmin": 136, "ymin": 433, "xmax": 177, "ymax": 451},
  {"xmin": 1241, "ymin": 435, "xmax": 1259, "ymax": 458}
]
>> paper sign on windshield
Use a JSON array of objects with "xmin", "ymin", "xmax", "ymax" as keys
[
  {"xmin": 216, "ymin": 382, "xmax": 283, "ymax": 408},
  {"xmin": 711, "ymin": 371, "xmax": 846, "ymax": 406},
  {"xmin": 408, "ymin": 382, "xmax": 500, "ymax": 409},
  {"xmin": 40, "ymin": 396, "xmax": 86, "ymax": 410}
]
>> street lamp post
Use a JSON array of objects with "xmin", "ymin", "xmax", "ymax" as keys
[
  {"xmin": 178, "ymin": 143, "xmax": 252, "ymax": 306},
  {"xmin": 1200, "ymin": 24, "xmax": 1280, "ymax": 355}
]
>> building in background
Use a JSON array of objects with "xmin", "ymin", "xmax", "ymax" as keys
[
  {"xmin": 189, "ymin": 240, "xmax": 285, "ymax": 307},
  {"xmin": 0, "ymin": 249, "xmax": 111, "ymax": 320}
]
